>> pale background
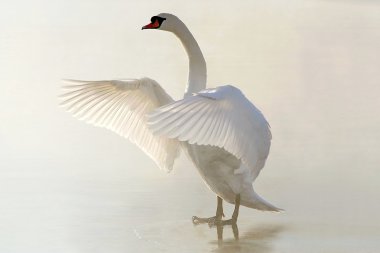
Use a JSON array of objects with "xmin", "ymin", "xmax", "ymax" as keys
[{"xmin": 0, "ymin": 0, "xmax": 379, "ymax": 252}]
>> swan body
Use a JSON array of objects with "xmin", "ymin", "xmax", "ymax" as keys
[{"xmin": 61, "ymin": 13, "xmax": 281, "ymax": 218}]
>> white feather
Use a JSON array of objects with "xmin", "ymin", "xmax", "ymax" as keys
[
  {"xmin": 60, "ymin": 77, "xmax": 180, "ymax": 172},
  {"xmin": 148, "ymin": 85, "xmax": 271, "ymax": 181}
]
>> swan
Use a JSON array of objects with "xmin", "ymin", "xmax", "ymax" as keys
[{"xmin": 60, "ymin": 13, "xmax": 281, "ymax": 225}]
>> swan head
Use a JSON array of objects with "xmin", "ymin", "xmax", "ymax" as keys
[{"xmin": 142, "ymin": 13, "xmax": 180, "ymax": 32}]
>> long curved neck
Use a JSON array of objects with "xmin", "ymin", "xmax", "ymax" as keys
[{"xmin": 172, "ymin": 21, "xmax": 207, "ymax": 97}]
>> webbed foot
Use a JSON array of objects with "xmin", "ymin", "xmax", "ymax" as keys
[
  {"xmin": 192, "ymin": 215, "xmax": 222, "ymax": 225},
  {"xmin": 208, "ymin": 217, "xmax": 237, "ymax": 227}
]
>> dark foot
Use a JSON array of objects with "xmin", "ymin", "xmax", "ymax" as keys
[
  {"xmin": 192, "ymin": 215, "xmax": 222, "ymax": 225},
  {"xmin": 208, "ymin": 217, "xmax": 237, "ymax": 227},
  {"xmin": 193, "ymin": 195, "xmax": 240, "ymax": 227}
]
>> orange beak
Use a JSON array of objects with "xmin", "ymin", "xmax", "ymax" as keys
[{"xmin": 142, "ymin": 20, "xmax": 160, "ymax": 30}]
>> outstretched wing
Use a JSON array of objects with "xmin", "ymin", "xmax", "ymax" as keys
[
  {"xmin": 148, "ymin": 85, "xmax": 271, "ymax": 180},
  {"xmin": 60, "ymin": 77, "xmax": 180, "ymax": 172}
]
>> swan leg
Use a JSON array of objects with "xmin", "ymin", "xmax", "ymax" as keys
[
  {"xmin": 215, "ymin": 222, "xmax": 239, "ymax": 247},
  {"xmin": 192, "ymin": 196, "xmax": 224, "ymax": 225},
  {"xmin": 210, "ymin": 194, "xmax": 241, "ymax": 226}
]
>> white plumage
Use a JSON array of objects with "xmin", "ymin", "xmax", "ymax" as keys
[
  {"xmin": 60, "ymin": 78, "xmax": 179, "ymax": 172},
  {"xmin": 148, "ymin": 85, "xmax": 271, "ymax": 182},
  {"xmin": 60, "ymin": 13, "xmax": 281, "ymax": 215}
]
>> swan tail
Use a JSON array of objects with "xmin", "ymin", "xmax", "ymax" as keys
[{"xmin": 241, "ymin": 189, "xmax": 283, "ymax": 212}]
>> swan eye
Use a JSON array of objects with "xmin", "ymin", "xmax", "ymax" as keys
[{"xmin": 151, "ymin": 16, "xmax": 166, "ymax": 27}]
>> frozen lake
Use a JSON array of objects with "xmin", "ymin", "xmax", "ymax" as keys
[{"xmin": 1, "ymin": 168, "xmax": 379, "ymax": 253}]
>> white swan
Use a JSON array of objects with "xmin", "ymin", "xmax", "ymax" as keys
[{"xmin": 60, "ymin": 13, "xmax": 281, "ymax": 225}]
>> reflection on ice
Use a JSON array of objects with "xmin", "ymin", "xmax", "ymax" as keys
[
  {"xmin": 132, "ymin": 218, "xmax": 285, "ymax": 253},
  {"xmin": 211, "ymin": 224, "xmax": 285, "ymax": 253},
  {"xmin": 215, "ymin": 223, "xmax": 239, "ymax": 247}
]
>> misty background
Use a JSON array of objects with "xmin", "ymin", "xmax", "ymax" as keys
[{"xmin": 0, "ymin": 0, "xmax": 379, "ymax": 252}]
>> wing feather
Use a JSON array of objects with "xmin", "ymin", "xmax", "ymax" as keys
[
  {"xmin": 148, "ymin": 85, "xmax": 271, "ymax": 180},
  {"xmin": 60, "ymin": 77, "xmax": 180, "ymax": 172}
]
